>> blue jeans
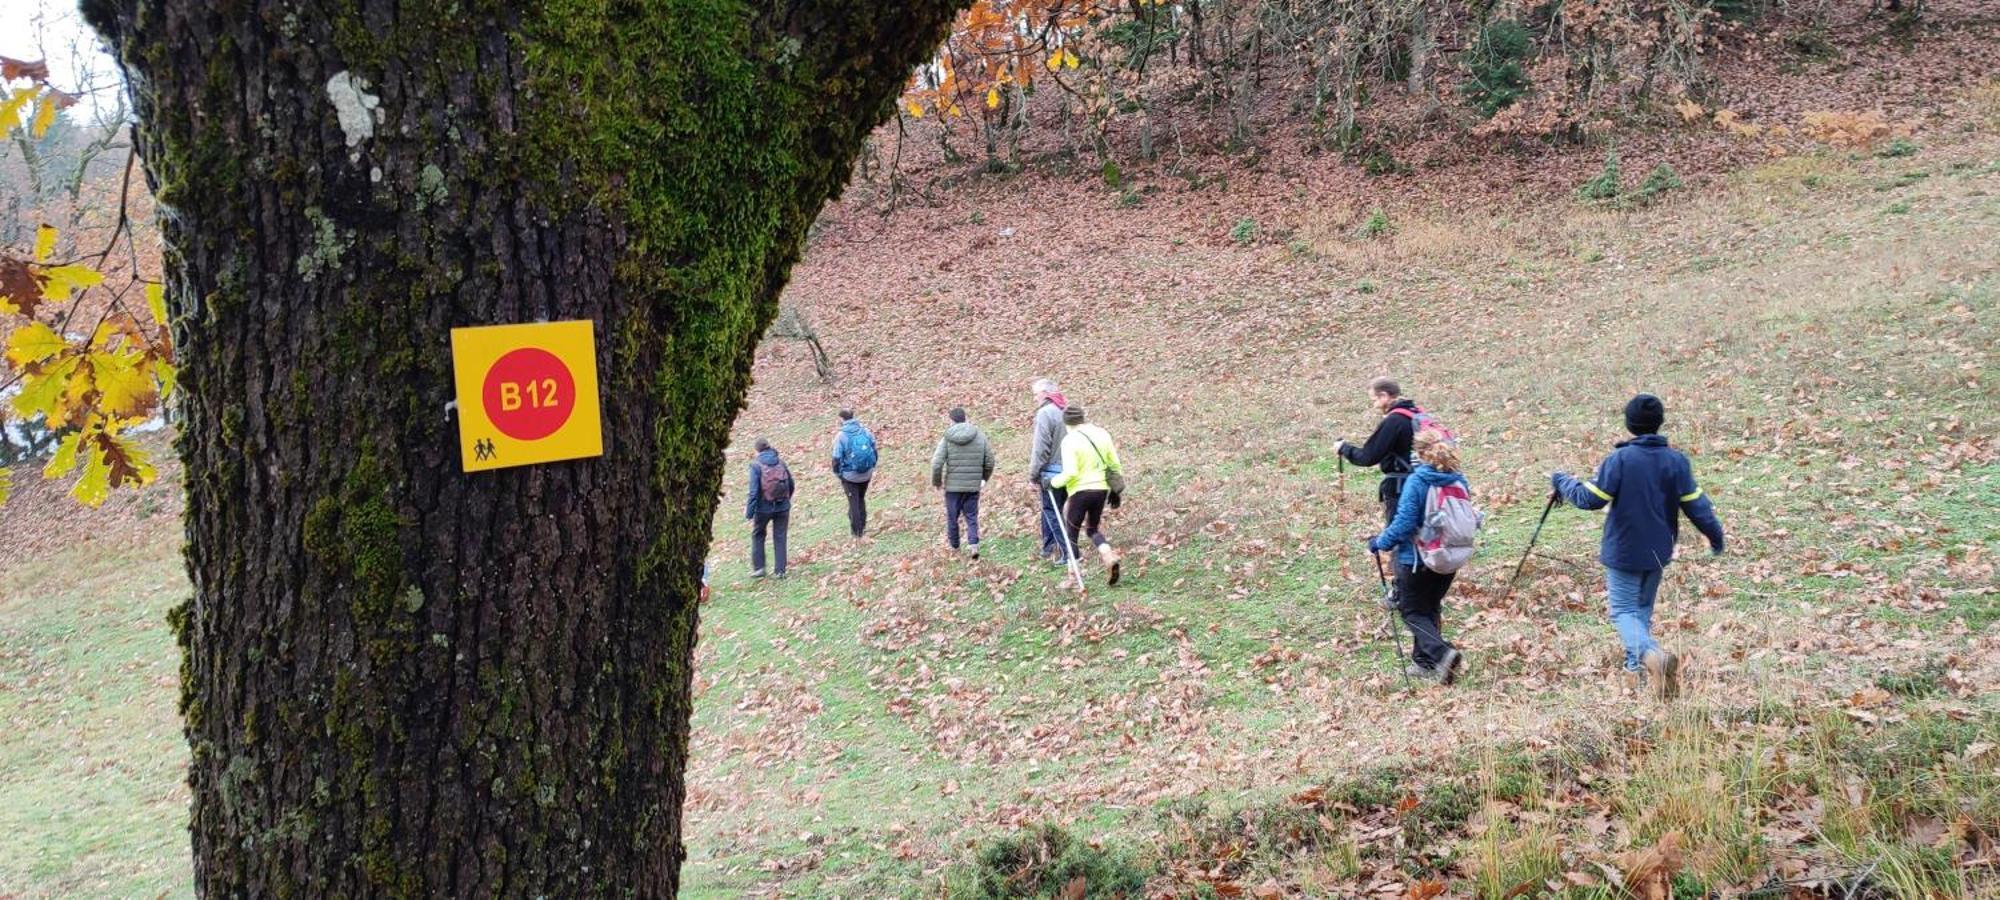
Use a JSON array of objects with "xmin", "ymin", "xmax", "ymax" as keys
[
  {"xmin": 1037, "ymin": 468, "xmax": 1067, "ymax": 557},
  {"xmin": 1605, "ymin": 566, "xmax": 1664, "ymax": 671}
]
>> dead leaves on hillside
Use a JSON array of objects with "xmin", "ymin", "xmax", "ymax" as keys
[
  {"xmin": 690, "ymin": 92, "xmax": 2000, "ymax": 895},
  {"xmin": 1616, "ymin": 831, "xmax": 1685, "ymax": 900}
]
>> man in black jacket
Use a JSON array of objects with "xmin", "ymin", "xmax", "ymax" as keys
[{"xmin": 1336, "ymin": 376, "xmax": 1422, "ymax": 526}]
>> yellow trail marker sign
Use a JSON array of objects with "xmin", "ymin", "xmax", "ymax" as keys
[{"xmin": 451, "ymin": 320, "xmax": 603, "ymax": 472}]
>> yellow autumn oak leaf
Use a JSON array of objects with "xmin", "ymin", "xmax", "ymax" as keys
[
  {"xmin": 145, "ymin": 282, "xmax": 168, "ymax": 325},
  {"xmin": 55, "ymin": 359, "xmax": 95, "ymax": 424},
  {"xmin": 1047, "ymin": 50, "xmax": 1064, "ymax": 71},
  {"xmin": 30, "ymin": 92, "xmax": 57, "ymax": 137},
  {"xmin": 12, "ymin": 355, "xmax": 81, "ymax": 420},
  {"xmin": 0, "ymin": 464, "xmax": 10, "ymax": 506},
  {"xmin": 986, "ymin": 87, "xmax": 1000, "ymax": 109},
  {"xmin": 153, "ymin": 358, "xmax": 178, "ymax": 400},
  {"xmin": 34, "ymin": 224, "xmax": 56, "ymax": 262},
  {"xmin": 904, "ymin": 99, "xmax": 924, "ymax": 119},
  {"xmin": 1064, "ymin": 49, "xmax": 1080, "ymax": 70},
  {"xmin": 0, "ymin": 87, "xmax": 31, "ymax": 133},
  {"xmin": 5, "ymin": 320, "xmax": 65, "ymax": 367},
  {"xmin": 100, "ymin": 425, "xmax": 157, "ymax": 492},
  {"xmin": 44, "ymin": 429, "xmax": 82, "ymax": 478},
  {"xmin": 72, "ymin": 438, "xmax": 112, "ymax": 506},
  {"xmin": 40, "ymin": 263, "xmax": 102, "ymax": 303},
  {"xmin": 88, "ymin": 349, "xmax": 155, "ymax": 417}
]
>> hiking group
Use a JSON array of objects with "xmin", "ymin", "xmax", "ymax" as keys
[
  {"xmin": 743, "ymin": 374, "xmax": 1724, "ymax": 701},
  {"xmin": 743, "ymin": 379, "xmax": 1128, "ymax": 587},
  {"xmin": 1334, "ymin": 377, "xmax": 1725, "ymax": 699}
]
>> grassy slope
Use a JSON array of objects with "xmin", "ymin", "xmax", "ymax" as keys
[
  {"xmin": 1, "ymin": 85, "xmax": 1996, "ymax": 900},
  {"xmin": 685, "ymin": 96, "xmax": 2000, "ymax": 895},
  {"xmin": 0, "ymin": 522, "xmax": 184, "ymax": 897}
]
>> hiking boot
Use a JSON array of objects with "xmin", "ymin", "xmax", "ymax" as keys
[
  {"xmin": 1642, "ymin": 648, "xmax": 1680, "ymax": 700},
  {"xmin": 1404, "ymin": 663, "xmax": 1433, "ymax": 679},
  {"xmin": 1436, "ymin": 648, "xmax": 1464, "ymax": 686},
  {"xmin": 969, "ymin": 545, "xmax": 981, "ymax": 561},
  {"xmin": 1098, "ymin": 545, "xmax": 1122, "ymax": 586},
  {"xmin": 773, "ymin": 571, "xmax": 789, "ymax": 580},
  {"xmin": 750, "ymin": 569, "xmax": 767, "ymax": 579}
]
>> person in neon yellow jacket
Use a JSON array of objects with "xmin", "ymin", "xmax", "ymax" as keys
[{"xmin": 1049, "ymin": 404, "xmax": 1125, "ymax": 586}]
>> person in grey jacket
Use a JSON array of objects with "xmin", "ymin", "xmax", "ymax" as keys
[
  {"xmin": 1026, "ymin": 378, "xmax": 1068, "ymax": 562},
  {"xmin": 932, "ymin": 407, "xmax": 997, "ymax": 558}
]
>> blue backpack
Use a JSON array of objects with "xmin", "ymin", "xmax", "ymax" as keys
[{"xmin": 845, "ymin": 427, "xmax": 878, "ymax": 472}]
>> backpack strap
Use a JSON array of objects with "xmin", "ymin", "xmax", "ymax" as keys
[{"xmin": 1078, "ymin": 431, "xmax": 1115, "ymax": 471}]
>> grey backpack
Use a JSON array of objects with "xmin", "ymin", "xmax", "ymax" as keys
[{"xmin": 1417, "ymin": 480, "xmax": 1481, "ymax": 574}]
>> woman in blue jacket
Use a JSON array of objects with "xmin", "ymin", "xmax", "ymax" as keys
[{"xmin": 1367, "ymin": 429, "xmax": 1468, "ymax": 684}]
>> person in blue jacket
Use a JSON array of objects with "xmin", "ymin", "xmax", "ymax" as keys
[
  {"xmin": 1552, "ymin": 394, "xmax": 1725, "ymax": 700},
  {"xmin": 746, "ymin": 439, "xmax": 793, "ymax": 579},
  {"xmin": 1367, "ymin": 428, "xmax": 1467, "ymax": 684}
]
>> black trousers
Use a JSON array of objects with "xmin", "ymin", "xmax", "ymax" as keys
[
  {"xmin": 1378, "ymin": 475, "xmax": 1406, "ymax": 526},
  {"xmin": 1379, "ymin": 475, "xmax": 1406, "ymax": 602},
  {"xmin": 841, "ymin": 479, "xmax": 869, "ymax": 537},
  {"xmin": 1063, "ymin": 489, "xmax": 1111, "ymax": 552},
  {"xmin": 944, "ymin": 491, "xmax": 981, "ymax": 548},
  {"xmin": 1395, "ymin": 561, "xmax": 1457, "ymax": 669}
]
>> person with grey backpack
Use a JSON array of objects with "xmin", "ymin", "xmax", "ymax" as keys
[{"xmin": 1366, "ymin": 427, "xmax": 1477, "ymax": 684}]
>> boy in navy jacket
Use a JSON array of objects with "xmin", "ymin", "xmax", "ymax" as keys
[{"xmin": 1551, "ymin": 394, "xmax": 1724, "ymax": 700}]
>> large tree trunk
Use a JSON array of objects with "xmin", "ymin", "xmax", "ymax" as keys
[{"xmin": 80, "ymin": 1, "xmax": 964, "ymax": 894}]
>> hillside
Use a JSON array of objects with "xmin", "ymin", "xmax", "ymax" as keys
[
  {"xmin": 686, "ymin": 74, "xmax": 2000, "ymax": 896},
  {"xmin": 3, "ymin": 43, "xmax": 1998, "ymax": 900}
]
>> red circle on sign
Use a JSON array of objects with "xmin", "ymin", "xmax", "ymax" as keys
[{"xmin": 482, "ymin": 347, "xmax": 576, "ymax": 441}]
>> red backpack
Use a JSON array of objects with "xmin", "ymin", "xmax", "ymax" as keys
[{"xmin": 759, "ymin": 460, "xmax": 794, "ymax": 503}]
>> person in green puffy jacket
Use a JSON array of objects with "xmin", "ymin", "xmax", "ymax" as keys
[{"xmin": 932, "ymin": 407, "xmax": 996, "ymax": 558}]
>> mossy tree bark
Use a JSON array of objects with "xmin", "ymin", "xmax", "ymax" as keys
[{"xmin": 81, "ymin": 1, "xmax": 965, "ymax": 894}]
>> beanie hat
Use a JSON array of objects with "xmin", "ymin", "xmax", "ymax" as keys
[
  {"xmin": 948, "ymin": 407, "xmax": 967, "ymax": 423},
  {"xmin": 1063, "ymin": 405, "xmax": 1086, "ymax": 426},
  {"xmin": 1624, "ymin": 394, "xmax": 1665, "ymax": 435}
]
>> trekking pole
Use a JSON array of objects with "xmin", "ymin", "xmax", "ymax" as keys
[
  {"xmin": 1499, "ymin": 491, "xmax": 1560, "ymax": 608},
  {"xmin": 1046, "ymin": 486, "xmax": 1088, "ymax": 594},
  {"xmin": 1372, "ymin": 550, "xmax": 1411, "ymax": 689}
]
